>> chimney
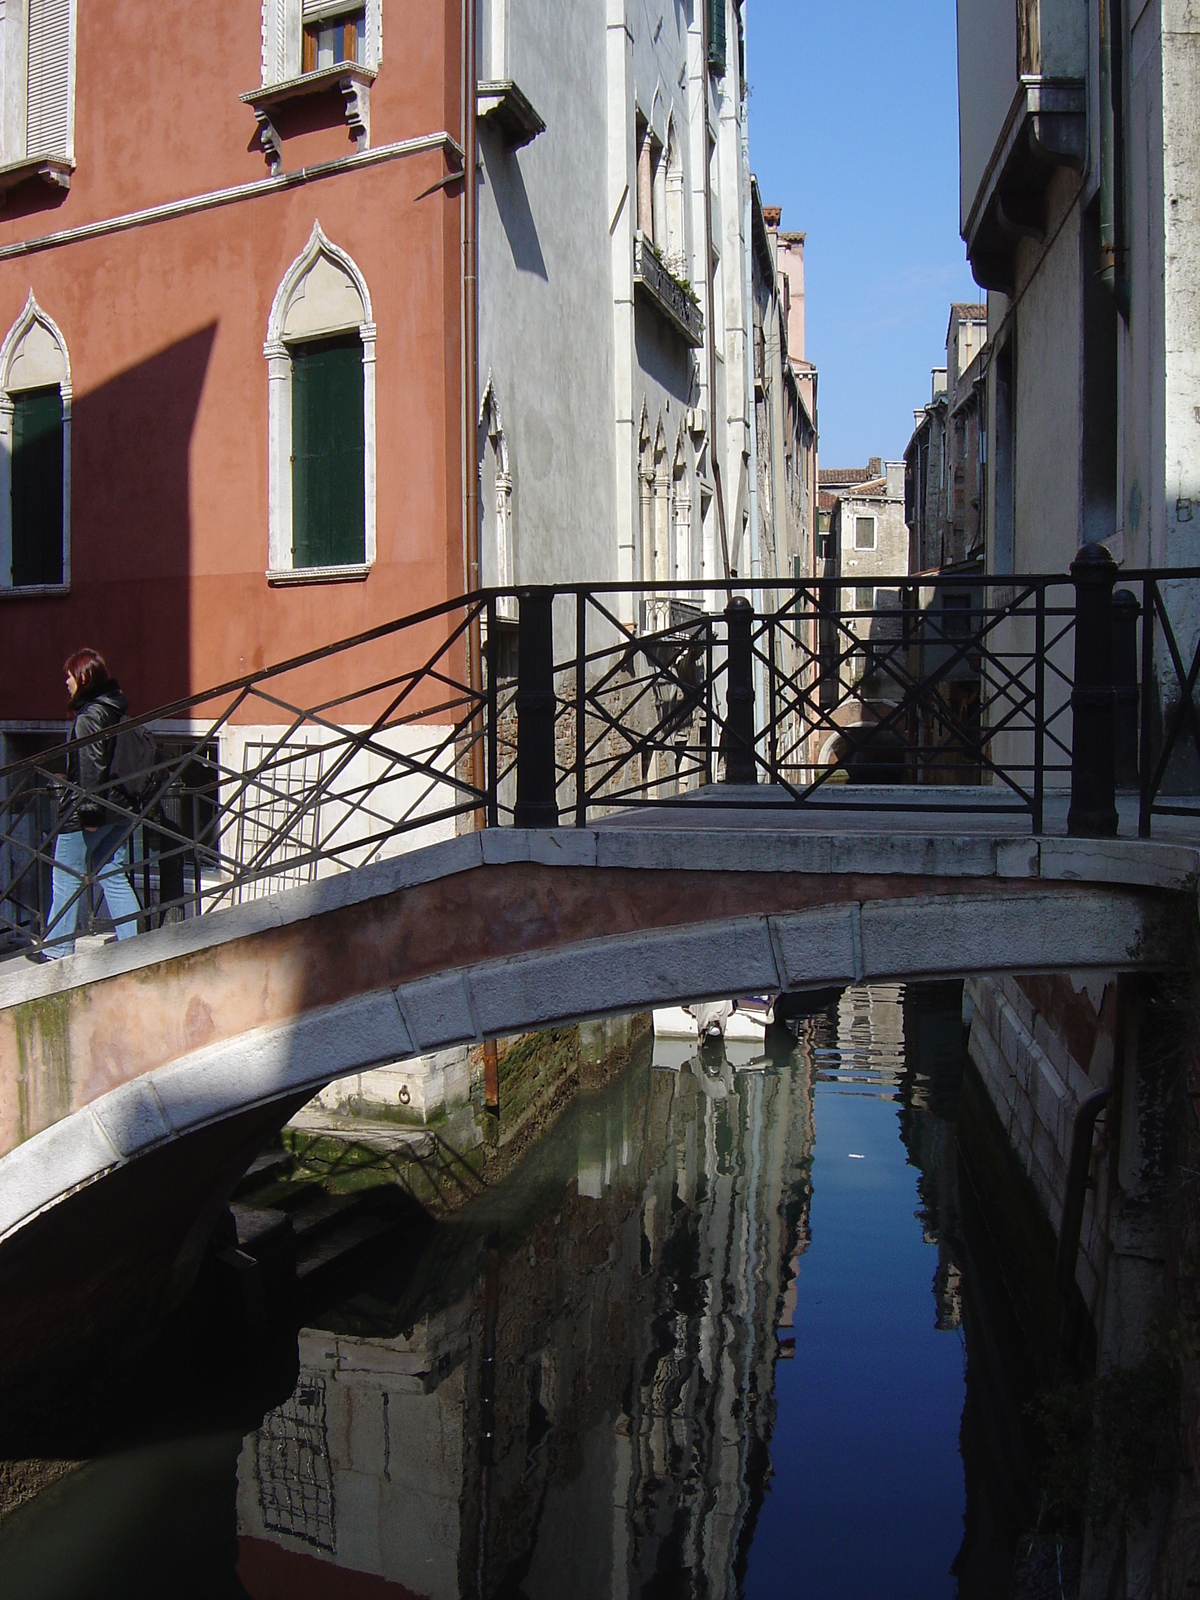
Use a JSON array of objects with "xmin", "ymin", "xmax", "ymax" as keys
[{"xmin": 868, "ymin": 456, "xmax": 883, "ymax": 478}]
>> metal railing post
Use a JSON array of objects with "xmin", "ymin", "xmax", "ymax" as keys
[
  {"xmin": 575, "ymin": 593, "xmax": 587, "ymax": 827},
  {"xmin": 1139, "ymin": 574, "xmax": 1156, "ymax": 838},
  {"xmin": 723, "ymin": 595, "xmax": 757, "ymax": 785},
  {"xmin": 703, "ymin": 625, "xmax": 714, "ymax": 786},
  {"xmin": 1034, "ymin": 583, "xmax": 1046, "ymax": 835},
  {"xmin": 1068, "ymin": 542, "xmax": 1119, "ymax": 838},
  {"xmin": 514, "ymin": 587, "xmax": 558, "ymax": 827},
  {"xmin": 767, "ymin": 613, "xmax": 779, "ymax": 785},
  {"xmin": 1113, "ymin": 587, "xmax": 1140, "ymax": 791},
  {"xmin": 486, "ymin": 595, "xmax": 499, "ymax": 829}
]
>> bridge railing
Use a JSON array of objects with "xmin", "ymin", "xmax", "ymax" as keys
[
  {"xmin": 1, "ymin": 548, "xmax": 1198, "ymax": 953},
  {"xmin": 0, "ymin": 594, "xmax": 498, "ymax": 952},
  {"xmin": 544, "ymin": 574, "xmax": 1079, "ymax": 826}
]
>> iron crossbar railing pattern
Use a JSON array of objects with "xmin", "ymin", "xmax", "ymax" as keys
[
  {"xmin": 551, "ymin": 575, "xmax": 1078, "ymax": 829},
  {"xmin": 0, "ymin": 594, "xmax": 500, "ymax": 953},
  {"xmin": 2, "ymin": 566, "xmax": 1198, "ymax": 954}
]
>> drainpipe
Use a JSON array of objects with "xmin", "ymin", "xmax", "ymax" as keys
[
  {"xmin": 1099, "ymin": 0, "xmax": 1130, "ymax": 318},
  {"xmin": 740, "ymin": 51, "xmax": 766, "ymax": 738},
  {"xmin": 462, "ymin": 0, "xmax": 485, "ymax": 818},
  {"xmin": 700, "ymin": 0, "xmax": 731, "ymax": 587}
]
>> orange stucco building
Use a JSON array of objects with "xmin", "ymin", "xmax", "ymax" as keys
[{"xmin": 0, "ymin": 0, "xmax": 466, "ymax": 729}]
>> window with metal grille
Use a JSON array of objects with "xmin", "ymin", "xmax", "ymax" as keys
[
  {"xmin": 256, "ymin": 1381, "xmax": 335, "ymax": 1552},
  {"xmin": 854, "ymin": 516, "xmax": 876, "ymax": 551},
  {"xmin": 290, "ymin": 334, "xmax": 365, "ymax": 568},
  {"xmin": 11, "ymin": 387, "xmax": 63, "ymax": 587},
  {"xmin": 854, "ymin": 585, "xmax": 875, "ymax": 611}
]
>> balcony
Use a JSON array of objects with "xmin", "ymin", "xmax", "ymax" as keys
[
  {"xmin": 963, "ymin": 76, "xmax": 1086, "ymax": 295},
  {"xmin": 241, "ymin": 63, "xmax": 377, "ymax": 172},
  {"xmin": 477, "ymin": 81, "xmax": 545, "ymax": 150},
  {"xmin": 634, "ymin": 233, "xmax": 704, "ymax": 348}
]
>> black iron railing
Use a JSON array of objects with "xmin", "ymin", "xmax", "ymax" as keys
[{"xmin": 1, "ymin": 550, "xmax": 1198, "ymax": 954}]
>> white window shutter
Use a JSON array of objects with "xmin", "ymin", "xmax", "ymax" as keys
[{"xmin": 26, "ymin": 0, "xmax": 71, "ymax": 158}]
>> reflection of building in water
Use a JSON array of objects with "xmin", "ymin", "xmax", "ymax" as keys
[
  {"xmin": 235, "ymin": 1043, "xmax": 815, "ymax": 1599},
  {"xmin": 898, "ymin": 982, "xmax": 967, "ymax": 1334}
]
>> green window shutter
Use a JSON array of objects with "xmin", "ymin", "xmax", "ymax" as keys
[
  {"xmin": 707, "ymin": 0, "xmax": 726, "ymax": 74},
  {"xmin": 291, "ymin": 334, "xmax": 365, "ymax": 569},
  {"xmin": 11, "ymin": 386, "xmax": 64, "ymax": 586}
]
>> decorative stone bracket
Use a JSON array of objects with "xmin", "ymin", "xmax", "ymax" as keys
[
  {"xmin": 0, "ymin": 154, "xmax": 74, "ymax": 208},
  {"xmin": 241, "ymin": 63, "xmax": 377, "ymax": 173},
  {"xmin": 477, "ymin": 80, "xmax": 545, "ymax": 150},
  {"xmin": 964, "ymin": 76, "xmax": 1086, "ymax": 295}
]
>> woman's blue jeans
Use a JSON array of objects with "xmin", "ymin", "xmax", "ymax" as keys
[{"xmin": 46, "ymin": 824, "xmax": 142, "ymax": 952}]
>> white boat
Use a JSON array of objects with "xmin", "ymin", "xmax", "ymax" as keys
[{"xmin": 653, "ymin": 999, "xmax": 771, "ymax": 1044}]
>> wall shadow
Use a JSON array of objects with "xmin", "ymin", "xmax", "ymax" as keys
[
  {"xmin": 482, "ymin": 134, "xmax": 548, "ymax": 280},
  {"xmin": 0, "ymin": 324, "xmax": 214, "ymax": 722}
]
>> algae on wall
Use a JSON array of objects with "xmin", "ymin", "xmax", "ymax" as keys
[{"xmin": 12, "ymin": 991, "xmax": 75, "ymax": 1146}]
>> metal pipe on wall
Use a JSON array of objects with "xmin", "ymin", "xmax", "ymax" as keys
[
  {"xmin": 462, "ymin": 0, "xmax": 485, "ymax": 820},
  {"xmin": 1099, "ymin": 0, "xmax": 1131, "ymax": 317}
]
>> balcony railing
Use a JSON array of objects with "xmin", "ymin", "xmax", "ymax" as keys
[{"xmin": 633, "ymin": 233, "xmax": 704, "ymax": 347}]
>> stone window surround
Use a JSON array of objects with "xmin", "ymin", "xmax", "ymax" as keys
[
  {"xmin": 479, "ymin": 375, "xmax": 515, "ymax": 620},
  {"xmin": 0, "ymin": 291, "xmax": 71, "ymax": 595},
  {"xmin": 249, "ymin": 0, "xmax": 382, "ymax": 173},
  {"xmin": 264, "ymin": 222, "xmax": 376, "ymax": 586},
  {"xmin": 854, "ymin": 514, "xmax": 876, "ymax": 551},
  {"xmin": 0, "ymin": 0, "xmax": 78, "ymax": 198}
]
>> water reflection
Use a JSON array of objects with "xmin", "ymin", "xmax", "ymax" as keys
[
  {"xmin": 1, "ymin": 983, "xmax": 1027, "ymax": 1599},
  {"xmin": 236, "ymin": 1027, "xmax": 815, "ymax": 1599}
]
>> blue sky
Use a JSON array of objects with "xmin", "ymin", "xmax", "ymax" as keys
[{"xmin": 747, "ymin": 0, "xmax": 979, "ymax": 469}]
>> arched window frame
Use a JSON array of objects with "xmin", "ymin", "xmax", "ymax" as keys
[
  {"xmin": 265, "ymin": 222, "xmax": 376, "ymax": 583},
  {"xmin": 0, "ymin": 291, "xmax": 71, "ymax": 593},
  {"xmin": 479, "ymin": 375, "xmax": 515, "ymax": 620},
  {"xmin": 671, "ymin": 433, "xmax": 691, "ymax": 586}
]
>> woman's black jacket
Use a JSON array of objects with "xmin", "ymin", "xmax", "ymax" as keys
[{"xmin": 59, "ymin": 680, "xmax": 129, "ymax": 831}]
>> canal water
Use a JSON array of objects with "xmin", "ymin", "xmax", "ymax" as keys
[{"xmin": 0, "ymin": 982, "xmax": 1039, "ymax": 1599}]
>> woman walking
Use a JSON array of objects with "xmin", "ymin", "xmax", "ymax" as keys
[{"xmin": 41, "ymin": 648, "xmax": 142, "ymax": 954}]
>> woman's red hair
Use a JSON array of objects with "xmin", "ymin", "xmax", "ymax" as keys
[{"xmin": 63, "ymin": 648, "xmax": 108, "ymax": 695}]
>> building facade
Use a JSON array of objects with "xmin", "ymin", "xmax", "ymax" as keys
[
  {"xmin": 812, "ymin": 460, "xmax": 909, "ymax": 776},
  {"xmin": 0, "ymin": 0, "xmax": 468, "ymax": 743},
  {"xmin": 903, "ymin": 304, "xmax": 987, "ymax": 785},
  {"xmin": 475, "ymin": 0, "xmax": 762, "ymax": 630},
  {"xmin": 958, "ymin": 0, "xmax": 1200, "ymax": 593},
  {"xmin": 752, "ymin": 194, "xmax": 818, "ymax": 591},
  {"xmin": 905, "ymin": 303, "xmax": 987, "ymax": 578}
]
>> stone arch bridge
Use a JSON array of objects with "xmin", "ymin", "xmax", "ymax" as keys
[{"xmin": 0, "ymin": 811, "xmax": 1193, "ymax": 1376}]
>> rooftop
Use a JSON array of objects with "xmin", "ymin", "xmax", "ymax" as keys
[{"xmin": 819, "ymin": 457, "xmax": 883, "ymax": 487}]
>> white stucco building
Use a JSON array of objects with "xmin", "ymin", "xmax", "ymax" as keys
[
  {"xmin": 958, "ymin": 0, "xmax": 1200, "ymax": 783},
  {"xmin": 475, "ymin": 0, "xmax": 761, "ymax": 623},
  {"xmin": 958, "ymin": 0, "xmax": 1200, "ymax": 584}
]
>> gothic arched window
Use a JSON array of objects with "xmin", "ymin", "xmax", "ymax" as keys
[
  {"xmin": 0, "ymin": 293, "xmax": 71, "ymax": 591},
  {"xmin": 265, "ymin": 223, "xmax": 376, "ymax": 581}
]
